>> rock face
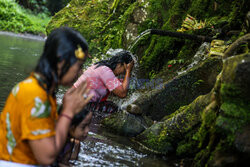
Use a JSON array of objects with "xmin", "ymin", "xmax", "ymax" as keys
[
  {"xmin": 133, "ymin": 35, "xmax": 250, "ymax": 166},
  {"xmin": 46, "ymin": 0, "xmax": 148, "ymax": 53},
  {"xmin": 47, "ymin": 0, "xmax": 248, "ymax": 77},
  {"xmin": 130, "ymin": 57, "xmax": 223, "ymax": 121},
  {"xmin": 102, "ymin": 56, "xmax": 222, "ymax": 137},
  {"xmin": 135, "ymin": 93, "xmax": 212, "ymax": 154}
]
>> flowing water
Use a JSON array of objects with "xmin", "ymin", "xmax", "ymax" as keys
[
  {"xmin": 127, "ymin": 29, "xmax": 151, "ymax": 51},
  {"xmin": 177, "ymin": 42, "xmax": 210, "ymax": 75},
  {"xmin": 0, "ymin": 33, "xmax": 172, "ymax": 166},
  {"xmin": 0, "ymin": 32, "xmax": 44, "ymax": 110}
]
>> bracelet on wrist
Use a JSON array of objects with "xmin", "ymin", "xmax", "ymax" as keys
[{"xmin": 60, "ymin": 113, "xmax": 73, "ymax": 121}]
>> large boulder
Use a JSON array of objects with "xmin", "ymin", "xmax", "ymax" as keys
[
  {"xmin": 46, "ymin": 0, "xmax": 148, "ymax": 54},
  {"xmin": 135, "ymin": 93, "xmax": 211, "ymax": 154},
  {"xmin": 101, "ymin": 110, "xmax": 153, "ymax": 137},
  {"xmin": 129, "ymin": 56, "xmax": 222, "ymax": 121},
  {"xmin": 134, "ymin": 35, "xmax": 250, "ymax": 166}
]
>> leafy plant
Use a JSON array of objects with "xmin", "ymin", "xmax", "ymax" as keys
[
  {"xmin": 0, "ymin": 0, "xmax": 50, "ymax": 34},
  {"xmin": 168, "ymin": 59, "xmax": 185, "ymax": 65}
]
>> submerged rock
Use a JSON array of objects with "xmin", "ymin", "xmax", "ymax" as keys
[{"xmin": 101, "ymin": 110, "xmax": 153, "ymax": 137}]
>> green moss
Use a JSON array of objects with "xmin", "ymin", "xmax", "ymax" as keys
[
  {"xmin": 46, "ymin": 0, "xmax": 138, "ymax": 56},
  {"xmin": 192, "ymin": 53, "xmax": 250, "ymax": 166},
  {"xmin": 101, "ymin": 112, "xmax": 125, "ymax": 134},
  {"xmin": 220, "ymin": 83, "xmax": 243, "ymax": 101},
  {"xmin": 176, "ymin": 142, "xmax": 193, "ymax": 156},
  {"xmin": 144, "ymin": 127, "xmax": 174, "ymax": 153},
  {"xmin": 192, "ymin": 80, "xmax": 205, "ymax": 87},
  {"xmin": 194, "ymin": 108, "xmax": 217, "ymax": 148},
  {"xmin": 138, "ymin": 93, "xmax": 211, "ymax": 154},
  {"xmin": 137, "ymin": 0, "xmax": 248, "ymax": 76},
  {"xmin": 47, "ymin": 0, "xmax": 248, "ymax": 78},
  {"xmin": 214, "ymin": 83, "xmax": 250, "ymax": 145},
  {"xmin": 162, "ymin": 105, "xmax": 188, "ymax": 121},
  {"xmin": 193, "ymin": 148, "xmax": 211, "ymax": 167},
  {"xmin": 103, "ymin": 1, "xmax": 139, "ymax": 51},
  {"xmin": 137, "ymin": 0, "xmax": 191, "ymax": 74},
  {"xmin": 176, "ymin": 129, "xmax": 200, "ymax": 156}
]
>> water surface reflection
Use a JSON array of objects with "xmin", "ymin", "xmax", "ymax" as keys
[{"xmin": 0, "ymin": 33, "xmax": 43, "ymax": 110}]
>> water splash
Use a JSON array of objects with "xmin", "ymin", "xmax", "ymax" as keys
[
  {"xmin": 75, "ymin": 141, "xmax": 147, "ymax": 166},
  {"xmin": 106, "ymin": 48, "xmax": 124, "ymax": 56},
  {"xmin": 106, "ymin": 48, "xmax": 139, "ymax": 75},
  {"xmin": 127, "ymin": 29, "xmax": 151, "ymax": 51},
  {"xmin": 177, "ymin": 42, "xmax": 210, "ymax": 75},
  {"xmin": 105, "ymin": 48, "xmax": 141, "ymax": 109}
]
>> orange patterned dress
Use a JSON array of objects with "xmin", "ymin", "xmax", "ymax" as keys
[{"xmin": 0, "ymin": 74, "xmax": 58, "ymax": 165}]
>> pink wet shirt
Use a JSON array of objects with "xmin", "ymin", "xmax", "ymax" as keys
[{"xmin": 74, "ymin": 65, "xmax": 122, "ymax": 102}]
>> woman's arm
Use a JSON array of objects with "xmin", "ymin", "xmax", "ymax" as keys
[
  {"xmin": 29, "ymin": 81, "xmax": 92, "ymax": 165},
  {"xmin": 112, "ymin": 61, "xmax": 134, "ymax": 98},
  {"xmin": 29, "ymin": 115, "xmax": 72, "ymax": 165}
]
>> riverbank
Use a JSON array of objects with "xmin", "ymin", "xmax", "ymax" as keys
[{"xmin": 0, "ymin": 31, "xmax": 46, "ymax": 41}]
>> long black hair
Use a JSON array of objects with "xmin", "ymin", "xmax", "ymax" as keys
[
  {"xmin": 35, "ymin": 27, "xmax": 88, "ymax": 94},
  {"xmin": 95, "ymin": 50, "xmax": 133, "ymax": 71}
]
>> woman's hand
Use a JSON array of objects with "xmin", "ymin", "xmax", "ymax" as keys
[
  {"xmin": 62, "ymin": 80, "xmax": 93, "ymax": 118},
  {"xmin": 124, "ymin": 60, "xmax": 134, "ymax": 72}
]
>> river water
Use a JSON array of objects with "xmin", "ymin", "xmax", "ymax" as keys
[{"xmin": 0, "ymin": 33, "xmax": 171, "ymax": 166}]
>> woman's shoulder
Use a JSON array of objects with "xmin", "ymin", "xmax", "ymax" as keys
[
  {"xmin": 95, "ymin": 65, "xmax": 112, "ymax": 74},
  {"xmin": 13, "ymin": 76, "xmax": 48, "ymax": 100}
]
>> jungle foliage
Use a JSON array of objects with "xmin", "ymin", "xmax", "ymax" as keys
[{"xmin": 0, "ymin": 0, "xmax": 50, "ymax": 34}]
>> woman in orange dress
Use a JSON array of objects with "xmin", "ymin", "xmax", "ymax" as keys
[{"xmin": 0, "ymin": 27, "xmax": 93, "ymax": 166}]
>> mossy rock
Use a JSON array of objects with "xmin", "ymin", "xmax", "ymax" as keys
[
  {"xmin": 135, "ymin": 93, "xmax": 211, "ymax": 154},
  {"xmin": 191, "ymin": 53, "xmax": 250, "ymax": 166},
  {"xmin": 101, "ymin": 110, "xmax": 153, "ymax": 137},
  {"xmin": 134, "ymin": 50, "xmax": 250, "ymax": 164},
  {"xmin": 46, "ymin": 0, "xmax": 145, "ymax": 55},
  {"xmin": 47, "ymin": 0, "xmax": 248, "ymax": 78},
  {"xmin": 131, "ymin": 56, "xmax": 222, "ymax": 121}
]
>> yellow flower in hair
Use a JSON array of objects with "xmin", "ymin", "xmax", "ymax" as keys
[{"xmin": 75, "ymin": 45, "xmax": 85, "ymax": 60}]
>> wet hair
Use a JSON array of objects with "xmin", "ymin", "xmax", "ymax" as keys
[
  {"xmin": 35, "ymin": 27, "xmax": 88, "ymax": 94},
  {"xmin": 95, "ymin": 50, "xmax": 133, "ymax": 71}
]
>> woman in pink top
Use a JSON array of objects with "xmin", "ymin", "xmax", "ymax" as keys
[{"xmin": 74, "ymin": 50, "xmax": 134, "ymax": 113}]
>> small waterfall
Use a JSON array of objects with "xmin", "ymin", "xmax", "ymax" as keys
[
  {"xmin": 177, "ymin": 42, "xmax": 210, "ymax": 75},
  {"xmin": 127, "ymin": 29, "xmax": 151, "ymax": 51}
]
